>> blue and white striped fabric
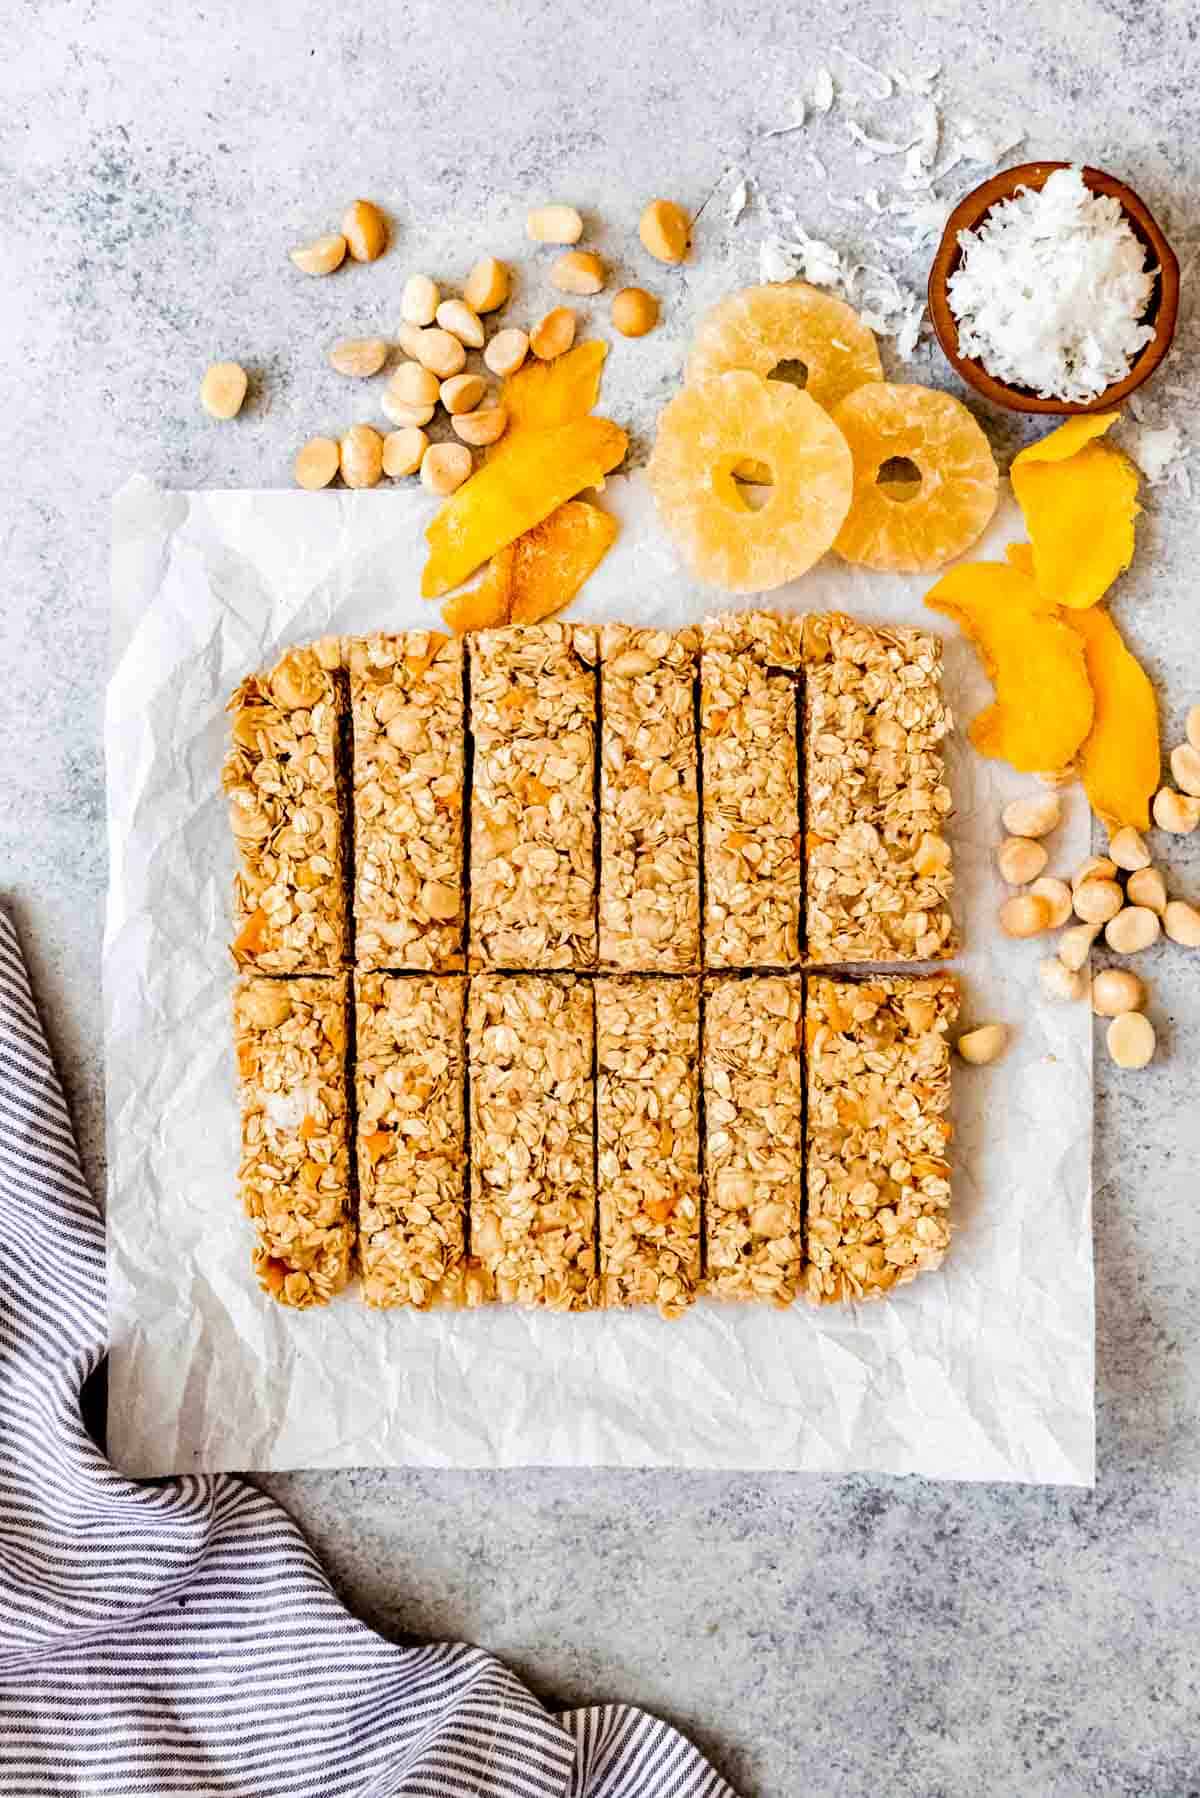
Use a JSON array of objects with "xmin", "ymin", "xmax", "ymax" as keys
[{"xmin": 0, "ymin": 909, "xmax": 733, "ymax": 1798}]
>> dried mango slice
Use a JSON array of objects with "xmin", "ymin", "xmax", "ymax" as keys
[
  {"xmin": 508, "ymin": 501, "xmax": 618, "ymax": 624},
  {"xmin": 440, "ymin": 545, "xmax": 515, "ymax": 633},
  {"xmin": 1010, "ymin": 412, "xmax": 1140, "ymax": 610},
  {"xmin": 831, "ymin": 383, "xmax": 999, "ymax": 572},
  {"xmin": 925, "ymin": 561, "xmax": 1093, "ymax": 773},
  {"xmin": 422, "ymin": 414, "xmax": 627, "ymax": 598},
  {"xmin": 1063, "ymin": 604, "xmax": 1160, "ymax": 831},
  {"xmin": 686, "ymin": 283, "xmax": 883, "ymax": 412},
  {"xmin": 647, "ymin": 369, "xmax": 852, "ymax": 593},
  {"xmin": 439, "ymin": 504, "xmax": 618, "ymax": 633},
  {"xmin": 497, "ymin": 339, "xmax": 608, "ymax": 442}
]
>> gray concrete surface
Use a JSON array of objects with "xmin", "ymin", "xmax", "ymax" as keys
[{"xmin": 3, "ymin": 2, "xmax": 1199, "ymax": 1792}]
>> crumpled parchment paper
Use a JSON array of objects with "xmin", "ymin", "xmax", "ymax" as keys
[{"xmin": 105, "ymin": 474, "xmax": 1094, "ymax": 1484}]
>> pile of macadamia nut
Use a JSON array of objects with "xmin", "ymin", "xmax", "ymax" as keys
[
  {"xmin": 199, "ymin": 192, "xmax": 694, "ymax": 497},
  {"xmin": 960, "ymin": 709, "xmax": 1200, "ymax": 1073}
]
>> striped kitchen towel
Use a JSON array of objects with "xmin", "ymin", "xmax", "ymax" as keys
[{"xmin": 0, "ymin": 908, "xmax": 733, "ymax": 1798}]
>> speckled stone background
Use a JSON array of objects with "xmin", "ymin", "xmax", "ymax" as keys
[{"xmin": 4, "ymin": 3, "xmax": 1200, "ymax": 1793}]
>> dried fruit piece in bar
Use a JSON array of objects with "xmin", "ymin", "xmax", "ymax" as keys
[
  {"xmin": 421, "ymin": 414, "xmax": 627, "ymax": 598},
  {"xmin": 468, "ymin": 622, "xmax": 598, "ymax": 969},
  {"xmin": 703, "ymin": 975, "xmax": 803, "ymax": 1307},
  {"xmin": 467, "ymin": 974, "xmax": 597, "ymax": 1309},
  {"xmin": 235, "ymin": 976, "xmax": 353, "ymax": 1308},
  {"xmin": 803, "ymin": 611, "xmax": 955, "ymax": 964},
  {"xmin": 1010, "ymin": 413, "xmax": 1139, "ymax": 610},
  {"xmin": 355, "ymin": 974, "xmax": 467, "ymax": 1308},
  {"xmin": 648, "ymin": 370, "xmax": 852, "ymax": 593},
  {"xmin": 831, "ymin": 382, "xmax": 999, "ymax": 573},
  {"xmin": 223, "ymin": 640, "xmax": 349, "ymax": 974},
  {"xmin": 597, "ymin": 976, "xmax": 701, "ymax": 1317},
  {"xmin": 599, "ymin": 624, "xmax": 700, "ymax": 971},
  {"xmin": 686, "ymin": 283, "xmax": 883, "ymax": 412},
  {"xmin": 806, "ymin": 974, "xmax": 957, "ymax": 1304},
  {"xmin": 701, "ymin": 612, "xmax": 802, "ymax": 968},
  {"xmin": 925, "ymin": 559, "xmax": 1093, "ymax": 773}
]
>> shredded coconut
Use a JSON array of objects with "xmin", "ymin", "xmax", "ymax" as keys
[
  {"xmin": 726, "ymin": 177, "xmax": 750, "ymax": 224},
  {"xmin": 947, "ymin": 165, "xmax": 1157, "ymax": 402},
  {"xmin": 811, "ymin": 67, "xmax": 835, "ymax": 113},
  {"xmin": 1126, "ymin": 422, "xmax": 1184, "ymax": 485}
]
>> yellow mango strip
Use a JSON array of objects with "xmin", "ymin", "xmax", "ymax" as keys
[
  {"xmin": 499, "ymin": 339, "xmax": 608, "ymax": 441},
  {"xmin": 1063, "ymin": 605, "xmax": 1160, "ymax": 831},
  {"xmin": 925, "ymin": 561, "xmax": 1093, "ymax": 773},
  {"xmin": 508, "ymin": 502, "xmax": 618, "ymax": 624},
  {"xmin": 1010, "ymin": 412, "xmax": 1140, "ymax": 610},
  {"xmin": 439, "ymin": 503, "xmax": 618, "ymax": 633},
  {"xmin": 440, "ymin": 545, "xmax": 515, "ymax": 634},
  {"xmin": 422, "ymin": 415, "xmax": 627, "ymax": 598}
]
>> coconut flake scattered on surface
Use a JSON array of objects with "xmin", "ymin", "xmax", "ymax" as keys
[
  {"xmin": 726, "ymin": 177, "xmax": 750, "ymax": 224},
  {"xmin": 947, "ymin": 165, "xmax": 1157, "ymax": 402}
]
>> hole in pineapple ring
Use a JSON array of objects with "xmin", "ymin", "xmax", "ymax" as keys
[
  {"xmin": 875, "ymin": 454, "xmax": 923, "ymax": 503},
  {"xmin": 725, "ymin": 458, "xmax": 775, "ymax": 512},
  {"xmin": 767, "ymin": 357, "xmax": 810, "ymax": 391}
]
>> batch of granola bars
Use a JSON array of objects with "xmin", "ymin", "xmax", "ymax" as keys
[{"xmin": 224, "ymin": 612, "xmax": 958, "ymax": 1319}]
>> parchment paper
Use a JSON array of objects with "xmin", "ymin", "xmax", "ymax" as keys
[{"xmin": 105, "ymin": 474, "xmax": 1094, "ymax": 1485}]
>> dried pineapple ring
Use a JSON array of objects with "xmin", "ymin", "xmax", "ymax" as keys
[
  {"xmin": 686, "ymin": 283, "xmax": 883, "ymax": 413},
  {"xmin": 831, "ymin": 383, "xmax": 999, "ymax": 573},
  {"xmin": 647, "ymin": 370, "xmax": 853, "ymax": 594}
]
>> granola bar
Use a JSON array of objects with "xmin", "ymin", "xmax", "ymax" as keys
[
  {"xmin": 468, "ymin": 623, "xmax": 598, "ymax": 970},
  {"xmin": 700, "ymin": 613, "xmax": 803, "ymax": 968},
  {"xmin": 234, "ymin": 975, "xmax": 353, "ymax": 1307},
  {"xmin": 803, "ymin": 612, "xmax": 955, "ymax": 963},
  {"xmin": 598, "ymin": 626, "xmax": 700, "ymax": 972},
  {"xmin": 355, "ymin": 973, "xmax": 468, "ymax": 1307},
  {"xmin": 702, "ymin": 974, "xmax": 803, "ymax": 1306},
  {"xmin": 805, "ymin": 974, "xmax": 957, "ymax": 1302},
  {"xmin": 596, "ymin": 976, "xmax": 701, "ymax": 1316},
  {"xmin": 467, "ymin": 974, "xmax": 597, "ymax": 1308},
  {"xmin": 223, "ymin": 642, "xmax": 349, "ymax": 973},
  {"xmin": 350, "ymin": 632, "xmax": 465, "ymax": 971}
]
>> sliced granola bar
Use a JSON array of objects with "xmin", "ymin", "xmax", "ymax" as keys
[
  {"xmin": 223, "ymin": 641, "xmax": 349, "ymax": 974},
  {"xmin": 469, "ymin": 623, "xmax": 598, "ymax": 970},
  {"xmin": 355, "ymin": 973, "xmax": 468, "ymax": 1307},
  {"xmin": 700, "ymin": 613, "xmax": 803, "ymax": 968},
  {"xmin": 350, "ymin": 632, "xmax": 465, "ymax": 971},
  {"xmin": 596, "ymin": 976, "xmax": 701, "ymax": 1317},
  {"xmin": 703, "ymin": 974, "xmax": 803, "ymax": 1306},
  {"xmin": 805, "ymin": 974, "xmax": 957, "ymax": 1302},
  {"xmin": 235, "ymin": 975, "xmax": 353, "ymax": 1307},
  {"xmin": 803, "ymin": 612, "xmax": 955, "ymax": 963},
  {"xmin": 598, "ymin": 625, "xmax": 700, "ymax": 972},
  {"xmin": 467, "ymin": 974, "xmax": 597, "ymax": 1308}
]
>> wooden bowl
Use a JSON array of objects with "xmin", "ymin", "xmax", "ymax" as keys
[{"xmin": 927, "ymin": 161, "xmax": 1180, "ymax": 415}]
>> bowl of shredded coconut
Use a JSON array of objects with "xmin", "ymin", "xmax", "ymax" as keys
[{"xmin": 928, "ymin": 161, "xmax": 1179, "ymax": 413}]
